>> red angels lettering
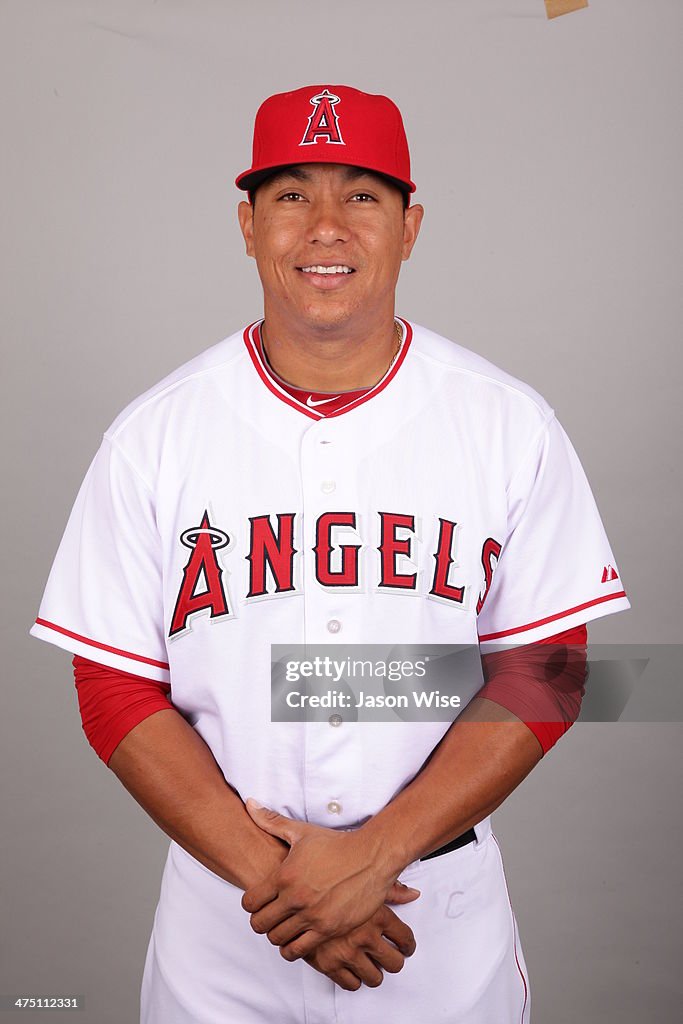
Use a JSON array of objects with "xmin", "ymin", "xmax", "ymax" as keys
[
  {"xmin": 378, "ymin": 512, "xmax": 417, "ymax": 589},
  {"xmin": 429, "ymin": 518, "xmax": 465, "ymax": 604},
  {"xmin": 300, "ymin": 89, "xmax": 345, "ymax": 146},
  {"xmin": 169, "ymin": 511, "xmax": 230, "ymax": 637},
  {"xmin": 247, "ymin": 514, "xmax": 297, "ymax": 597},
  {"xmin": 476, "ymin": 537, "xmax": 502, "ymax": 614},
  {"xmin": 314, "ymin": 512, "xmax": 360, "ymax": 586},
  {"xmin": 170, "ymin": 508, "xmax": 476, "ymax": 628}
]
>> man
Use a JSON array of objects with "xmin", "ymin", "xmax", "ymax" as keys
[{"xmin": 30, "ymin": 84, "xmax": 630, "ymax": 1022}]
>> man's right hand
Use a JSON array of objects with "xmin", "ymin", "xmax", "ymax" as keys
[{"xmin": 302, "ymin": 904, "xmax": 417, "ymax": 991}]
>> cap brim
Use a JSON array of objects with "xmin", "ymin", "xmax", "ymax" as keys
[
  {"xmin": 235, "ymin": 163, "xmax": 416, "ymax": 195},
  {"xmin": 235, "ymin": 165, "xmax": 297, "ymax": 193}
]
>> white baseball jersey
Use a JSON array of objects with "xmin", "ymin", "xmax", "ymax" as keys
[{"xmin": 30, "ymin": 318, "xmax": 629, "ymax": 1023}]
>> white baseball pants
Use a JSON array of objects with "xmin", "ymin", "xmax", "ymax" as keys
[{"xmin": 140, "ymin": 820, "xmax": 531, "ymax": 1024}]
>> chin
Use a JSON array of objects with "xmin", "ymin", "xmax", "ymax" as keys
[{"xmin": 299, "ymin": 302, "xmax": 356, "ymax": 332}]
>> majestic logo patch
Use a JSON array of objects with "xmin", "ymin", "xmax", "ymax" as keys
[
  {"xmin": 300, "ymin": 89, "xmax": 345, "ymax": 147},
  {"xmin": 601, "ymin": 564, "xmax": 619, "ymax": 583},
  {"xmin": 169, "ymin": 510, "xmax": 231, "ymax": 637}
]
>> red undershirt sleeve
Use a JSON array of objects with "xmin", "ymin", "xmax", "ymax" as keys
[
  {"xmin": 72, "ymin": 655, "xmax": 175, "ymax": 767},
  {"xmin": 477, "ymin": 623, "xmax": 588, "ymax": 755},
  {"xmin": 73, "ymin": 624, "xmax": 587, "ymax": 767}
]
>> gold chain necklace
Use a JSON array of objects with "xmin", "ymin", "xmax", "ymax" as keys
[
  {"xmin": 261, "ymin": 319, "xmax": 403, "ymax": 387},
  {"xmin": 387, "ymin": 321, "xmax": 403, "ymax": 374}
]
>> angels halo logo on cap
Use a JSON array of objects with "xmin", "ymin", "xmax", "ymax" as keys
[
  {"xmin": 301, "ymin": 89, "xmax": 348, "ymax": 148},
  {"xmin": 235, "ymin": 84, "xmax": 417, "ymax": 196},
  {"xmin": 300, "ymin": 88, "xmax": 345, "ymax": 147}
]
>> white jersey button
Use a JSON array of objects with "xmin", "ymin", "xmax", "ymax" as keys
[
  {"xmin": 327, "ymin": 801, "xmax": 342, "ymax": 815},
  {"xmin": 328, "ymin": 714, "xmax": 343, "ymax": 727},
  {"xmin": 320, "ymin": 480, "xmax": 336, "ymax": 494},
  {"xmin": 327, "ymin": 619, "xmax": 342, "ymax": 634}
]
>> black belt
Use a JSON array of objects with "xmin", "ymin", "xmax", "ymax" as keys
[{"xmin": 419, "ymin": 827, "xmax": 477, "ymax": 861}]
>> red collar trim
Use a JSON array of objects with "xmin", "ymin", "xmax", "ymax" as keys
[{"xmin": 242, "ymin": 318, "xmax": 412, "ymax": 420}]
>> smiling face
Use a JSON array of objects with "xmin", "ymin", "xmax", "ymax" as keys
[{"xmin": 238, "ymin": 164, "xmax": 423, "ymax": 339}]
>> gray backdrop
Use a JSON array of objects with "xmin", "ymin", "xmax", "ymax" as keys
[{"xmin": 2, "ymin": 0, "xmax": 681, "ymax": 1021}]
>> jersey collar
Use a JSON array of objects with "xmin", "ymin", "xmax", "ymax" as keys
[{"xmin": 243, "ymin": 318, "xmax": 412, "ymax": 420}]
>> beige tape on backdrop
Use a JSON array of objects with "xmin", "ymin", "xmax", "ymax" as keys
[{"xmin": 545, "ymin": 0, "xmax": 589, "ymax": 18}]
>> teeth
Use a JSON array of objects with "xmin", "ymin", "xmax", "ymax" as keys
[{"xmin": 300, "ymin": 265, "xmax": 353, "ymax": 274}]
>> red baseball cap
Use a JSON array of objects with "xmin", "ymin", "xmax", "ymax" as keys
[{"xmin": 235, "ymin": 84, "xmax": 416, "ymax": 196}]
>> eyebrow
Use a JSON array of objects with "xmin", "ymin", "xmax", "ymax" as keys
[{"xmin": 266, "ymin": 165, "xmax": 382, "ymax": 188}]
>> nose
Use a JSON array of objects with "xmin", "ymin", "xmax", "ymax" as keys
[{"xmin": 305, "ymin": 195, "xmax": 351, "ymax": 247}]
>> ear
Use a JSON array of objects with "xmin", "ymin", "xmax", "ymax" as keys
[
  {"xmin": 238, "ymin": 200, "xmax": 256, "ymax": 258},
  {"xmin": 401, "ymin": 203, "xmax": 424, "ymax": 261}
]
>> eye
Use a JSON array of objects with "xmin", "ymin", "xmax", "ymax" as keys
[
  {"xmin": 278, "ymin": 191, "xmax": 306, "ymax": 202},
  {"xmin": 349, "ymin": 192, "xmax": 376, "ymax": 203}
]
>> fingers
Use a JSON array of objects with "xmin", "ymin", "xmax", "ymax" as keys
[
  {"xmin": 300, "ymin": 909, "xmax": 416, "ymax": 991},
  {"xmin": 304, "ymin": 955, "xmax": 362, "ymax": 992},
  {"xmin": 385, "ymin": 880, "xmax": 421, "ymax": 905},
  {"xmin": 244, "ymin": 799, "xmax": 307, "ymax": 845},
  {"xmin": 347, "ymin": 953, "xmax": 384, "ymax": 989},
  {"xmin": 306, "ymin": 948, "xmax": 384, "ymax": 991},
  {"xmin": 249, "ymin": 889, "xmax": 329, "ymax": 947},
  {"xmin": 327, "ymin": 967, "xmax": 363, "ymax": 992},
  {"xmin": 377, "ymin": 906, "xmax": 417, "ymax": 957},
  {"xmin": 362, "ymin": 939, "xmax": 405, "ymax": 975},
  {"xmin": 351, "ymin": 911, "xmax": 413, "ymax": 975},
  {"xmin": 255, "ymin": 905, "xmax": 417, "ymax": 992},
  {"xmin": 249, "ymin": 901, "xmax": 302, "ymax": 938},
  {"xmin": 279, "ymin": 929, "xmax": 326, "ymax": 962},
  {"xmin": 241, "ymin": 879, "xmax": 279, "ymax": 915},
  {"xmin": 260, "ymin": 913, "xmax": 307, "ymax": 947},
  {"xmin": 275, "ymin": 908, "xmax": 417, "ymax": 971}
]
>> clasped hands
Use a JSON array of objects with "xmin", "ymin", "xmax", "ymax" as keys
[{"xmin": 240, "ymin": 798, "xmax": 420, "ymax": 991}]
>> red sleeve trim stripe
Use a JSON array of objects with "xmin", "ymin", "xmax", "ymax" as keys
[
  {"xmin": 34, "ymin": 618, "xmax": 170, "ymax": 670},
  {"xmin": 477, "ymin": 590, "xmax": 628, "ymax": 643}
]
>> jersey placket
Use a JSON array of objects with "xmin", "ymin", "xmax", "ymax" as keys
[{"xmin": 298, "ymin": 414, "xmax": 364, "ymax": 830}]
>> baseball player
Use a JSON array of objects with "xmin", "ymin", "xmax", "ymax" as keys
[{"xmin": 30, "ymin": 84, "xmax": 630, "ymax": 1023}]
